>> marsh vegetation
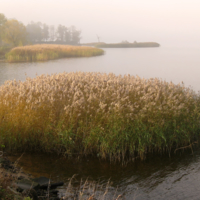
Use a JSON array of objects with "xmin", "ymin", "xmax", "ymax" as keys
[
  {"xmin": 5, "ymin": 44, "xmax": 104, "ymax": 62},
  {"xmin": 0, "ymin": 72, "xmax": 199, "ymax": 162}
]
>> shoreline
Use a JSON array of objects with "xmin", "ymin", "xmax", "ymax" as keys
[
  {"xmin": 0, "ymin": 153, "xmax": 120, "ymax": 200},
  {"xmin": 0, "ymin": 154, "xmax": 64, "ymax": 200},
  {"xmin": 0, "ymin": 154, "xmax": 32, "ymax": 199}
]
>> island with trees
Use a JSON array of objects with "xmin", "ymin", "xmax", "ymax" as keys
[{"xmin": 0, "ymin": 13, "xmax": 104, "ymax": 62}]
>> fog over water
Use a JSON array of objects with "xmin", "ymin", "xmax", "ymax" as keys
[{"xmin": 1, "ymin": 0, "xmax": 200, "ymax": 48}]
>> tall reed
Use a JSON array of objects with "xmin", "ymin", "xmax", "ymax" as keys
[
  {"xmin": 5, "ymin": 44, "xmax": 104, "ymax": 62},
  {"xmin": 0, "ymin": 72, "xmax": 200, "ymax": 161}
]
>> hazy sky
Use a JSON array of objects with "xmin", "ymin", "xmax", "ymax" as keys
[{"xmin": 1, "ymin": 0, "xmax": 200, "ymax": 47}]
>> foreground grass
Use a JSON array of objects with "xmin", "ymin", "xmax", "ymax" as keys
[
  {"xmin": 0, "ymin": 166, "xmax": 121, "ymax": 200},
  {"xmin": 0, "ymin": 72, "xmax": 200, "ymax": 161},
  {"xmin": 5, "ymin": 44, "xmax": 104, "ymax": 62}
]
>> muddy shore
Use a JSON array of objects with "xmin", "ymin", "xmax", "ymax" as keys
[{"xmin": 0, "ymin": 154, "xmax": 63, "ymax": 200}]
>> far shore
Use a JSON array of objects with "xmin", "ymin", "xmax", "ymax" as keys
[{"xmin": 82, "ymin": 41, "xmax": 160, "ymax": 48}]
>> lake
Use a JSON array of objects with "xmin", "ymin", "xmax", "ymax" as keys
[
  {"xmin": 1, "ymin": 46, "xmax": 200, "ymax": 92},
  {"xmin": 2, "ymin": 46, "xmax": 200, "ymax": 199}
]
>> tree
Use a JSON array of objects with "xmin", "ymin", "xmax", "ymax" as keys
[
  {"xmin": 2, "ymin": 19, "xmax": 27, "ymax": 46},
  {"xmin": 56, "ymin": 24, "xmax": 65, "ymax": 42},
  {"xmin": 64, "ymin": 27, "xmax": 71, "ymax": 43},
  {"xmin": 49, "ymin": 25, "xmax": 55, "ymax": 41},
  {"xmin": 42, "ymin": 23, "xmax": 49, "ymax": 41},
  {"xmin": 70, "ymin": 26, "xmax": 81, "ymax": 44},
  {"xmin": 0, "ymin": 13, "xmax": 7, "ymax": 45},
  {"xmin": 56, "ymin": 25, "xmax": 81, "ymax": 44},
  {"xmin": 0, "ymin": 13, "xmax": 7, "ymax": 25},
  {"xmin": 26, "ymin": 21, "xmax": 43, "ymax": 43}
]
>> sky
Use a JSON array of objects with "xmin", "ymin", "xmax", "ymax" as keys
[{"xmin": 1, "ymin": 0, "xmax": 200, "ymax": 47}]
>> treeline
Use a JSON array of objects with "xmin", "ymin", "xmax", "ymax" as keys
[
  {"xmin": 26, "ymin": 22, "xmax": 81, "ymax": 45},
  {"xmin": 0, "ymin": 13, "xmax": 81, "ymax": 47}
]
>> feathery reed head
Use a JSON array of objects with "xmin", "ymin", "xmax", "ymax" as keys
[{"xmin": 0, "ymin": 72, "xmax": 199, "ymax": 161}]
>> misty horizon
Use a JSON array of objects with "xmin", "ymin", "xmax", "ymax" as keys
[{"xmin": 1, "ymin": 0, "xmax": 200, "ymax": 48}]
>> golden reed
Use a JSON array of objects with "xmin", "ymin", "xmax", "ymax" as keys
[
  {"xmin": 0, "ymin": 72, "xmax": 199, "ymax": 161},
  {"xmin": 5, "ymin": 44, "xmax": 104, "ymax": 62}
]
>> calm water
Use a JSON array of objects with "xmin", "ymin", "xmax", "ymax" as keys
[
  {"xmin": 2, "ymin": 46, "xmax": 200, "ymax": 199},
  {"xmin": 9, "ymin": 149, "xmax": 200, "ymax": 200},
  {"xmin": 1, "ymin": 46, "xmax": 200, "ymax": 91}
]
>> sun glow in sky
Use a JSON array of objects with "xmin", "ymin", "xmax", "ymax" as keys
[{"xmin": 1, "ymin": 0, "xmax": 200, "ymax": 47}]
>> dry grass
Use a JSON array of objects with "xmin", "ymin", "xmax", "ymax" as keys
[
  {"xmin": 0, "ymin": 72, "xmax": 200, "ymax": 161},
  {"xmin": 5, "ymin": 44, "xmax": 104, "ymax": 62},
  {"xmin": 62, "ymin": 175, "xmax": 122, "ymax": 200}
]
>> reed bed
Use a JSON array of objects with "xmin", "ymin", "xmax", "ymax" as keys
[
  {"xmin": 5, "ymin": 44, "xmax": 104, "ymax": 62},
  {"xmin": 0, "ymin": 72, "xmax": 200, "ymax": 161}
]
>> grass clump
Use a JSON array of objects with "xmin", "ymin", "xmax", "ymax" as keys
[
  {"xmin": 5, "ymin": 44, "xmax": 104, "ymax": 62},
  {"xmin": 0, "ymin": 72, "xmax": 200, "ymax": 161}
]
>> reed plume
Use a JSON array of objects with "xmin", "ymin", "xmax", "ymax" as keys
[{"xmin": 0, "ymin": 72, "xmax": 199, "ymax": 161}]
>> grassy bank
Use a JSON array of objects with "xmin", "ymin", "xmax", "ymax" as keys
[
  {"xmin": 0, "ymin": 72, "xmax": 200, "ymax": 162},
  {"xmin": 95, "ymin": 42, "xmax": 160, "ymax": 48},
  {"xmin": 5, "ymin": 44, "xmax": 104, "ymax": 62}
]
